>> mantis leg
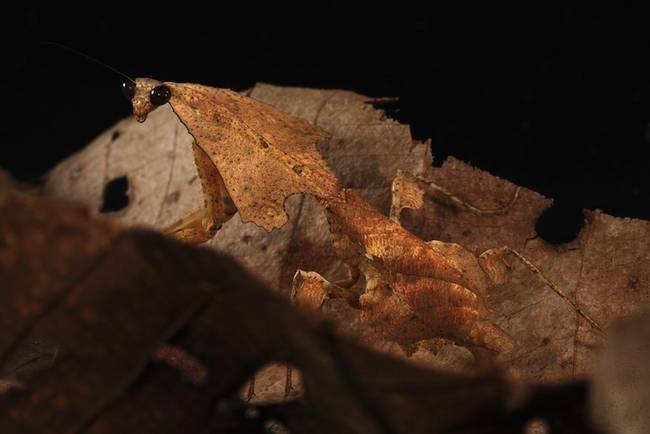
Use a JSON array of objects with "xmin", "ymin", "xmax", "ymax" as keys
[
  {"xmin": 390, "ymin": 170, "xmax": 425, "ymax": 224},
  {"xmin": 164, "ymin": 142, "xmax": 236, "ymax": 244},
  {"xmin": 479, "ymin": 246, "xmax": 603, "ymax": 333},
  {"xmin": 389, "ymin": 169, "xmax": 521, "ymax": 224}
]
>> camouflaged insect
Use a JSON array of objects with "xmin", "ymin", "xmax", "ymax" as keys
[{"xmin": 127, "ymin": 78, "xmax": 515, "ymax": 358}]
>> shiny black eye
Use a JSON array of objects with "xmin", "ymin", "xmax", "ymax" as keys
[
  {"xmin": 122, "ymin": 81, "xmax": 136, "ymax": 100},
  {"xmin": 150, "ymin": 85, "xmax": 171, "ymax": 106}
]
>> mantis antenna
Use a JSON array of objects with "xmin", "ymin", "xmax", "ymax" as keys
[{"xmin": 41, "ymin": 41, "xmax": 135, "ymax": 84}]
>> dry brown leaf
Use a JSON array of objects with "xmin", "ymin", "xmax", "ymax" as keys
[
  {"xmin": 45, "ymin": 84, "xmax": 650, "ymax": 385},
  {"xmin": 403, "ymin": 156, "xmax": 650, "ymax": 380},
  {"xmin": 1, "ymin": 191, "xmax": 596, "ymax": 434}
]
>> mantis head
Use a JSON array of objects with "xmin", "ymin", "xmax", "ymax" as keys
[{"xmin": 122, "ymin": 78, "xmax": 171, "ymax": 123}]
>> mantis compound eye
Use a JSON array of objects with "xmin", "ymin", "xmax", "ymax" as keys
[
  {"xmin": 150, "ymin": 85, "xmax": 172, "ymax": 106},
  {"xmin": 121, "ymin": 81, "xmax": 136, "ymax": 100}
]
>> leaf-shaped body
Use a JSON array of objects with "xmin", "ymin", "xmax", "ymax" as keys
[
  {"xmin": 165, "ymin": 83, "xmax": 343, "ymax": 231},
  {"xmin": 129, "ymin": 78, "xmax": 512, "ymax": 355}
]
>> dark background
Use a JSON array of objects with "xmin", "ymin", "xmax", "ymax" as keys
[{"xmin": 4, "ymin": 5, "xmax": 650, "ymax": 242}]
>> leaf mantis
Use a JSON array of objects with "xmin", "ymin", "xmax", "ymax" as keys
[{"xmin": 123, "ymin": 78, "xmax": 602, "ymax": 371}]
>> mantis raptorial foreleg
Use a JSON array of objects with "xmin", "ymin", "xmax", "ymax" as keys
[
  {"xmin": 391, "ymin": 169, "xmax": 521, "ymax": 223},
  {"xmin": 164, "ymin": 142, "xmax": 236, "ymax": 243}
]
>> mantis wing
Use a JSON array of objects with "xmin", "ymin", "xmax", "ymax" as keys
[{"xmin": 166, "ymin": 83, "xmax": 342, "ymax": 231}]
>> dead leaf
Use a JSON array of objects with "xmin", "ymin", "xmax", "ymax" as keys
[
  {"xmin": 45, "ymin": 84, "xmax": 650, "ymax": 385},
  {"xmin": 402, "ymin": 155, "xmax": 650, "ymax": 380},
  {"xmin": 0, "ymin": 191, "xmax": 596, "ymax": 433}
]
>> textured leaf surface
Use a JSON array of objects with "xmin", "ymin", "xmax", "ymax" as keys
[
  {"xmin": 4, "ymin": 191, "xmax": 571, "ymax": 434},
  {"xmin": 45, "ymin": 84, "xmax": 650, "ymax": 387}
]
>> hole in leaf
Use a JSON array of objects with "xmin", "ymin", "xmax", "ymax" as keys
[
  {"xmin": 535, "ymin": 199, "xmax": 584, "ymax": 244},
  {"xmin": 111, "ymin": 130, "xmax": 121, "ymax": 141},
  {"xmin": 100, "ymin": 176, "xmax": 129, "ymax": 213}
]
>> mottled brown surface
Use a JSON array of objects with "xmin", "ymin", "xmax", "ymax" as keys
[
  {"xmin": 45, "ymin": 84, "xmax": 650, "ymax": 388},
  {"xmin": 1, "ymin": 191, "xmax": 596, "ymax": 434},
  {"xmin": 162, "ymin": 82, "xmax": 343, "ymax": 231},
  {"xmin": 404, "ymin": 156, "xmax": 650, "ymax": 380},
  {"xmin": 320, "ymin": 189, "xmax": 514, "ymax": 356},
  {"xmin": 45, "ymin": 84, "xmax": 426, "ymax": 292},
  {"xmin": 156, "ymin": 80, "xmax": 517, "ymax": 365}
]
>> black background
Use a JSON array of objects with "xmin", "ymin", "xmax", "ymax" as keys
[{"xmin": 4, "ymin": 5, "xmax": 650, "ymax": 242}]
